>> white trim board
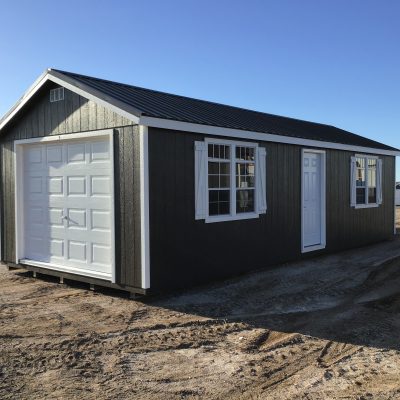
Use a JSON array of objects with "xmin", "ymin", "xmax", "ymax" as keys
[
  {"xmin": 139, "ymin": 125, "xmax": 150, "ymax": 289},
  {"xmin": 140, "ymin": 117, "xmax": 400, "ymax": 157},
  {"xmin": 301, "ymin": 149, "xmax": 327, "ymax": 253},
  {"xmin": 14, "ymin": 129, "xmax": 116, "ymax": 283},
  {"xmin": 20, "ymin": 259, "xmax": 112, "ymax": 281}
]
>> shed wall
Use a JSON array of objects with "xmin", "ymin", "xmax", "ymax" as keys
[
  {"xmin": 148, "ymin": 127, "xmax": 395, "ymax": 290},
  {"xmin": 0, "ymin": 82, "xmax": 142, "ymax": 289}
]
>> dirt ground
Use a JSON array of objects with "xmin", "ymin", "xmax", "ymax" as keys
[{"xmin": 1, "ymin": 211, "xmax": 400, "ymax": 399}]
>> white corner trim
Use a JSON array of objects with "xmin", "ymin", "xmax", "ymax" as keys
[
  {"xmin": 14, "ymin": 129, "xmax": 116, "ymax": 282},
  {"xmin": 139, "ymin": 125, "xmax": 150, "ymax": 289},
  {"xmin": 301, "ymin": 149, "xmax": 326, "ymax": 253},
  {"xmin": 0, "ymin": 70, "xmax": 140, "ymax": 133},
  {"xmin": 139, "ymin": 116, "xmax": 400, "ymax": 157}
]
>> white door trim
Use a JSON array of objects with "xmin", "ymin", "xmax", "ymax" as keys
[
  {"xmin": 301, "ymin": 149, "xmax": 326, "ymax": 253},
  {"xmin": 14, "ymin": 128, "xmax": 116, "ymax": 282}
]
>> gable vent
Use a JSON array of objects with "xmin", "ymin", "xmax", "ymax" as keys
[{"xmin": 50, "ymin": 87, "xmax": 64, "ymax": 102}]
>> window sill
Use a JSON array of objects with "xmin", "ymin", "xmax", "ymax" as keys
[
  {"xmin": 205, "ymin": 212, "xmax": 260, "ymax": 223},
  {"xmin": 354, "ymin": 203, "xmax": 379, "ymax": 209}
]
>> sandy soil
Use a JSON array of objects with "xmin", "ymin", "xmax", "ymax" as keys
[{"xmin": 2, "ymin": 223, "xmax": 400, "ymax": 398}]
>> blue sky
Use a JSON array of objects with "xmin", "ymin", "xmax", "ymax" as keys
[{"xmin": 1, "ymin": 0, "xmax": 399, "ymax": 177}]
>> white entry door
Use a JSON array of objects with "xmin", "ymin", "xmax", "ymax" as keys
[
  {"xmin": 302, "ymin": 151, "xmax": 325, "ymax": 251},
  {"xmin": 22, "ymin": 136, "xmax": 114, "ymax": 279}
]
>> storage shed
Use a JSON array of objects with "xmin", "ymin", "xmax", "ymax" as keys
[{"xmin": 0, "ymin": 69, "xmax": 398, "ymax": 294}]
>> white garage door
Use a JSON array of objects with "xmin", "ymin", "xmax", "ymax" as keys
[{"xmin": 22, "ymin": 136, "xmax": 114, "ymax": 279}]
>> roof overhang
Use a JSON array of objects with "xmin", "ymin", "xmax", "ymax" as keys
[
  {"xmin": 1, "ymin": 70, "xmax": 399, "ymax": 157},
  {"xmin": 139, "ymin": 116, "xmax": 400, "ymax": 157}
]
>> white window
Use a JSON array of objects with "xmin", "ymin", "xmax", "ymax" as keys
[
  {"xmin": 195, "ymin": 138, "xmax": 267, "ymax": 222},
  {"xmin": 350, "ymin": 154, "xmax": 383, "ymax": 208}
]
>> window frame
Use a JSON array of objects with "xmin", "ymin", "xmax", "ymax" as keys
[
  {"xmin": 354, "ymin": 154, "xmax": 380, "ymax": 209},
  {"xmin": 205, "ymin": 138, "xmax": 260, "ymax": 223}
]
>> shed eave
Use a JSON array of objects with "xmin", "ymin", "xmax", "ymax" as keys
[{"xmin": 139, "ymin": 115, "xmax": 400, "ymax": 157}]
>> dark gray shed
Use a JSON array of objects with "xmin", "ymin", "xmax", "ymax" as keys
[{"xmin": 0, "ymin": 69, "xmax": 398, "ymax": 293}]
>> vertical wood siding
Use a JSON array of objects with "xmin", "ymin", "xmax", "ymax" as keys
[
  {"xmin": 148, "ymin": 127, "xmax": 395, "ymax": 291},
  {"xmin": 0, "ymin": 81, "xmax": 142, "ymax": 289}
]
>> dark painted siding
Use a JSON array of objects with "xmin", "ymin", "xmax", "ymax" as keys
[
  {"xmin": 325, "ymin": 151, "xmax": 395, "ymax": 251},
  {"xmin": 114, "ymin": 126, "xmax": 142, "ymax": 287},
  {"xmin": 0, "ymin": 81, "xmax": 142, "ymax": 289},
  {"xmin": 148, "ymin": 127, "xmax": 395, "ymax": 291}
]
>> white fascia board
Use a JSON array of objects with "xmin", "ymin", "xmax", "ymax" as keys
[
  {"xmin": 0, "ymin": 70, "xmax": 49, "ymax": 131},
  {"xmin": 0, "ymin": 70, "xmax": 140, "ymax": 133},
  {"xmin": 139, "ymin": 116, "xmax": 400, "ymax": 157}
]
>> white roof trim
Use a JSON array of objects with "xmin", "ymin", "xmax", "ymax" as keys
[
  {"xmin": 139, "ymin": 116, "xmax": 400, "ymax": 157},
  {"xmin": 0, "ymin": 70, "xmax": 49, "ymax": 131},
  {"xmin": 1, "ymin": 70, "xmax": 398, "ymax": 156},
  {"xmin": 0, "ymin": 69, "xmax": 140, "ymax": 132}
]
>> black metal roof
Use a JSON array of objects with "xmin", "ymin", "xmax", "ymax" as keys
[{"xmin": 52, "ymin": 69, "xmax": 397, "ymax": 151}]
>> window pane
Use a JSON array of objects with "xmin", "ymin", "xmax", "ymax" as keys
[
  {"xmin": 356, "ymin": 187, "xmax": 366, "ymax": 205},
  {"xmin": 368, "ymin": 158, "xmax": 377, "ymax": 168},
  {"xmin": 237, "ymin": 175, "xmax": 248, "ymax": 188},
  {"xmin": 368, "ymin": 187, "xmax": 377, "ymax": 204},
  {"xmin": 368, "ymin": 168, "xmax": 376, "ymax": 188},
  {"xmin": 236, "ymin": 146, "xmax": 241, "ymax": 160},
  {"xmin": 209, "ymin": 201, "xmax": 219, "ymax": 216},
  {"xmin": 356, "ymin": 168, "xmax": 365, "ymax": 187},
  {"xmin": 356, "ymin": 157, "xmax": 365, "ymax": 169},
  {"xmin": 219, "ymin": 175, "xmax": 230, "ymax": 188},
  {"xmin": 223, "ymin": 145, "xmax": 230, "ymax": 159},
  {"xmin": 236, "ymin": 146, "xmax": 255, "ymax": 161},
  {"xmin": 209, "ymin": 190, "xmax": 230, "ymax": 216},
  {"xmin": 236, "ymin": 162, "xmax": 255, "ymax": 188},
  {"xmin": 246, "ymin": 147, "xmax": 255, "ymax": 161},
  {"xmin": 208, "ymin": 162, "xmax": 219, "ymax": 174},
  {"xmin": 220, "ymin": 162, "xmax": 230, "ymax": 174},
  {"xmin": 236, "ymin": 189, "xmax": 255, "ymax": 213},
  {"xmin": 237, "ymin": 175, "xmax": 255, "ymax": 188},
  {"xmin": 208, "ymin": 144, "xmax": 213, "ymax": 158},
  {"xmin": 208, "ymin": 175, "xmax": 219, "ymax": 188},
  {"xmin": 219, "ymin": 201, "xmax": 230, "ymax": 214}
]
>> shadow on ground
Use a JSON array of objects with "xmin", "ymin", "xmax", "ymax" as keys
[{"xmin": 146, "ymin": 236, "xmax": 400, "ymax": 352}]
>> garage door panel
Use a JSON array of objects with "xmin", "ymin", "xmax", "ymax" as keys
[
  {"xmin": 48, "ymin": 176, "xmax": 64, "ymax": 195},
  {"xmin": 49, "ymin": 239, "xmax": 64, "ymax": 258},
  {"xmin": 90, "ymin": 176, "xmax": 111, "ymax": 196},
  {"xmin": 90, "ymin": 141, "xmax": 110, "ymax": 162},
  {"xmin": 91, "ymin": 243, "xmax": 111, "ymax": 266},
  {"xmin": 67, "ymin": 142, "xmax": 86, "ymax": 164},
  {"xmin": 91, "ymin": 210, "xmax": 111, "ymax": 231},
  {"xmin": 67, "ymin": 208, "xmax": 87, "ymax": 229},
  {"xmin": 49, "ymin": 208, "xmax": 64, "ymax": 226},
  {"xmin": 23, "ymin": 136, "xmax": 113, "ymax": 278},
  {"xmin": 67, "ymin": 176, "xmax": 87, "ymax": 196},
  {"xmin": 46, "ymin": 144, "xmax": 63, "ymax": 164}
]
